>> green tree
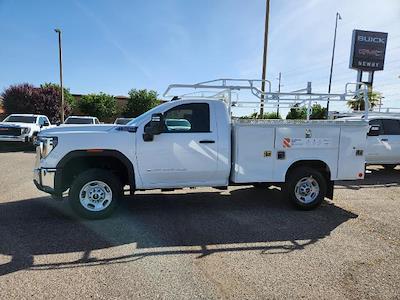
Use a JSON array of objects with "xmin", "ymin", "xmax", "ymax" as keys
[
  {"xmin": 347, "ymin": 90, "xmax": 381, "ymax": 111},
  {"xmin": 77, "ymin": 93, "xmax": 117, "ymax": 120},
  {"xmin": 123, "ymin": 89, "xmax": 158, "ymax": 117},
  {"xmin": 286, "ymin": 103, "xmax": 327, "ymax": 120}
]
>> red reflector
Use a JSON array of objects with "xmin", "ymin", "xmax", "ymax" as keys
[
  {"xmin": 358, "ymin": 173, "xmax": 363, "ymax": 178},
  {"xmin": 86, "ymin": 149, "xmax": 104, "ymax": 153}
]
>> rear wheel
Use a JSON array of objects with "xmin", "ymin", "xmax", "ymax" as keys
[
  {"xmin": 69, "ymin": 169, "xmax": 121, "ymax": 219},
  {"xmin": 285, "ymin": 167, "xmax": 327, "ymax": 210}
]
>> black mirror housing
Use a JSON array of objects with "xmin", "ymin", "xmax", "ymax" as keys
[{"xmin": 143, "ymin": 113, "xmax": 164, "ymax": 141}]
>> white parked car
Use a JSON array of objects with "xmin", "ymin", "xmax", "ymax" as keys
[
  {"xmin": 33, "ymin": 79, "xmax": 369, "ymax": 219},
  {"xmin": 341, "ymin": 115, "xmax": 400, "ymax": 169},
  {"xmin": 0, "ymin": 114, "xmax": 52, "ymax": 144},
  {"xmin": 64, "ymin": 116, "xmax": 100, "ymax": 125}
]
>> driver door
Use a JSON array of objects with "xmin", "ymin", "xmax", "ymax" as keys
[{"xmin": 136, "ymin": 102, "xmax": 220, "ymax": 188}]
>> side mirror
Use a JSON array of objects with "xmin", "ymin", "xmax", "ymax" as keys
[
  {"xmin": 368, "ymin": 125, "xmax": 381, "ymax": 136},
  {"xmin": 56, "ymin": 121, "xmax": 61, "ymax": 126},
  {"xmin": 143, "ymin": 113, "xmax": 164, "ymax": 141}
]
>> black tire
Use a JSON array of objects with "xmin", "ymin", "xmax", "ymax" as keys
[
  {"xmin": 284, "ymin": 167, "xmax": 327, "ymax": 210},
  {"xmin": 30, "ymin": 132, "xmax": 38, "ymax": 149},
  {"xmin": 69, "ymin": 169, "xmax": 122, "ymax": 219},
  {"xmin": 383, "ymin": 164, "xmax": 397, "ymax": 170}
]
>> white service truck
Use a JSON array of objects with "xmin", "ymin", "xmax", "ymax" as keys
[
  {"xmin": 33, "ymin": 79, "xmax": 370, "ymax": 219},
  {"xmin": 0, "ymin": 114, "xmax": 52, "ymax": 144}
]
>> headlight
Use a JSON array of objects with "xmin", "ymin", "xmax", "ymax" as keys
[
  {"xmin": 21, "ymin": 127, "xmax": 31, "ymax": 134},
  {"xmin": 37, "ymin": 136, "xmax": 58, "ymax": 158}
]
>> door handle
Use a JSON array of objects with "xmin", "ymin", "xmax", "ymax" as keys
[
  {"xmin": 199, "ymin": 140, "xmax": 215, "ymax": 144},
  {"xmin": 381, "ymin": 138, "xmax": 388, "ymax": 142}
]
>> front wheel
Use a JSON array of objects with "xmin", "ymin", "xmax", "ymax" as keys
[
  {"xmin": 69, "ymin": 169, "xmax": 121, "ymax": 219},
  {"xmin": 285, "ymin": 167, "xmax": 327, "ymax": 210}
]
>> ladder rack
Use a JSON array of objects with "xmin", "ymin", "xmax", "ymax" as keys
[{"xmin": 163, "ymin": 78, "xmax": 370, "ymax": 120}]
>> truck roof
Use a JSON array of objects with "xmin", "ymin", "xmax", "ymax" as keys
[
  {"xmin": 66, "ymin": 116, "xmax": 97, "ymax": 119},
  {"xmin": 340, "ymin": 114, "xmax": 400, "ymax": 121},
  {"xmin": 7, "ymin": 113, "xmax": 45, "ymax": 118}
]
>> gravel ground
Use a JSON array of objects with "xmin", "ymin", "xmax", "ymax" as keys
[{"xmin": 0, "ymin": 145, "xmax": 399, "ymax": 299}]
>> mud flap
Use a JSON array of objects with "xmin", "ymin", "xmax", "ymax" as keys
[{"xmin": 327, "ymin": 180, "xmax": 334, "ymax": 200}]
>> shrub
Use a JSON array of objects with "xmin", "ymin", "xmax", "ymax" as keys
[{"xmin": 286, "ymin": 103, "xmax": 327, "ymax": 120}]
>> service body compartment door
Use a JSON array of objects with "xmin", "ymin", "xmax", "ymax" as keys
[
  {"xmin": 231, "ymin": 125, "xmax": 275, "ymax": 183},
  {"xmin": 274, "ymin": 126, "xmax": 340, "ymax": 181},
  {"xmin": 337, "ymin": 124, "xmax": 368, "ymax": 179}
]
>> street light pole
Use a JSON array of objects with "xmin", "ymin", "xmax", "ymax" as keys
[
  {"xmin": 326, "ymin": 12, "xmax": 341, "ymax": 116},
  {"xmin": 260, "ymin": 0, "xmax": 270, "ymax": 116},
  {"xmin": 277, "ymin": 72, "xmax": 281, "ymax": 116},
  {"xmin": 54, "ymin": 28, "xmax": 64, "ymax": 123}
]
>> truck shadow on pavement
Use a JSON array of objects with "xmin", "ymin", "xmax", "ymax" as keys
[
  {"xmin": 0, "ymin": 187, "xmax": 357, "ymax": 276},
  {"xmin": 0, "ymin": 143, "xmax": 35, "ymax": 153},
  {"xmin": 336, "ymin": 166, "xmax": 400, "ymax": 190}
]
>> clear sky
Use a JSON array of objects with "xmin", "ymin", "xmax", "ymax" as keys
[{"xmin": 0, "ymin": 0, "xmax": 399, "ymax": 113}]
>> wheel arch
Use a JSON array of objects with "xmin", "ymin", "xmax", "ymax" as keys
[
  {"xmin": 55, "ymin": 150, "xmax": 135, "ymax": 193},
  {"xmin": 285, "ymin": 160, "xmax": 334, "ymax": 200}
]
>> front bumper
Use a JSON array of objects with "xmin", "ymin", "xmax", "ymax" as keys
[
  {"xmin": 33, "ymin": 168, "xmax": 57, "ymax": 194},
  {"xmin": 0, "ymin": 135, "xmax": 30, "ymax": 143}
]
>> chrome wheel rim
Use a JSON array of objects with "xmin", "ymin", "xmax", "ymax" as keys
[
  {"xmin": 294, "ymin": 176, "xmax": 320, "ymax": 204},
  {"xmin": 79, "ymin": 181, "xmax": 113, "ymax": 212}
]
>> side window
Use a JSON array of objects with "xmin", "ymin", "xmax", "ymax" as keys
[
  {"xmin": 38, "ymin": 117, "xmax": 45, "ymax": 126},
  {"xmin": 95, "ymin": 118, "xmax": 100, "ymax": 124},
  {"xmin": 44, "ymin": 117, "xmax": 50, "ymax": 125},
  {"xmin": 163, "ymin": 103, "xmax": 210, "ymax": 133},
  {"xmin": 369, "ymin": 119, "xmax": 383, "ymax": 135},
  {"xmin": 382, "ymin": 119, "xmax": 400, "ymax": 135}
]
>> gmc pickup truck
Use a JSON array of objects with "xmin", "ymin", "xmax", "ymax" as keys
[
  {"xmin": 33, "ymin": 79, "xmax": 370, "ymax": 219},
  {"xmin": 0, "ymin": 114, "xmax": 52, "ymax": 144}
]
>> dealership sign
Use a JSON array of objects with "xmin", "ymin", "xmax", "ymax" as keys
[{"xmin": 349, "ymin": 30, "xmax": 388, "ymax": 71}]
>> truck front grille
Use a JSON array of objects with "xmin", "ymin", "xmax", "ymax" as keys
[{"xmin": 0, "ymin": 127, "xmax": 22, "ymax": 136}]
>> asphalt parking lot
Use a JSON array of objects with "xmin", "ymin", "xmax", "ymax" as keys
[{"xmin": 0, "ymin": 144, "xmax": 399, "ymax": 299}]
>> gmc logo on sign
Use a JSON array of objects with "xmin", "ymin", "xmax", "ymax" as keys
[{"xmin": 358, "ymin": 49, "xmax": 383, "ymax": 57}]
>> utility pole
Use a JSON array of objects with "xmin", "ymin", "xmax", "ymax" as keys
[
  {"xmin": 277, "ymin": 72, "xmax": 281, "ymax": 116},
  {"xmin": 326, "ymin": 12, "xmax": 341, "ymax": 116},
  {"xmin": 260, "ymin": 0, "xmax": 270, "ymax": 116},
  {"xmin": 54, "ymin": 28, "xmax": 65, "ymax": 123}
]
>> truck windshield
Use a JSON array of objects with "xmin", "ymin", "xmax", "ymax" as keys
[
  {"xmin": 65, "ymin": 118, "xmax": 93, "ymax": 124},
  {"xmin": 4, "ymin": 116, "xmax": 36, "ymax": 123},
  {"xmin": 127, "ymin": 104, "xmax": 164, "ymax": 126}
]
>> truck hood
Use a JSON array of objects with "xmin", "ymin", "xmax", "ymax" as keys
[
  {"xmin": 39, "ymin": 124, "xmax": 121, "ymax": 135},
  {"xmin": 0, "ymin": 122, "xmax": 37, "ymax": 128}
]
